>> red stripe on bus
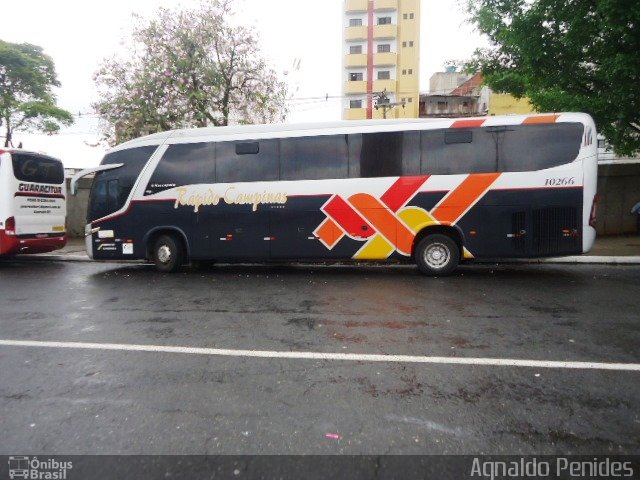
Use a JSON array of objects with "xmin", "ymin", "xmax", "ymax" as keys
[
  {"xmin": 14, "ymin": 192, "xmax": 65, "ymax": 199},
  {"xmin": 323, "ymin": 195, "xmax": 375, "ymax": 238},
  {"xmin": 451, "ymin": 119, "xmax": 485, "ymax": 129},
  {"xmin": 380, "ymin": 175, "xmax": 429, "ymax": 212}
]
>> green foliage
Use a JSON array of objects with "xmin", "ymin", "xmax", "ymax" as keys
[
  {"xmin": 94, "ymin": 0, "xmax": 289, "ymax": 145},
  {"xmin": 0, "ymin": 40, "xmax": 73, "ymax": 147},
  {"xmin": 466, "ymin": 0, "xmax": 640, "ymax": 155}
]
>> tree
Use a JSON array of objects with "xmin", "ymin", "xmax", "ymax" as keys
[
  {"xmin": 94, "ymin": 0, "xmax": 288, "ymax": 145},
  {"xmin": 466, "ymin": 0, "xmax": 640, "ymax": 155},
  {"xmin": 0, "ymin": 40, "xmax": 73, "ymax": 148}
]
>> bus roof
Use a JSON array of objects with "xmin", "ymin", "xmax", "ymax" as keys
[
  {"xmin": 0, "ymin": 148, "xmax": 62, "ymax": 162},
  {"xmin": 109, "ymin": 112, "xmax": 594, "ymax": 154}
]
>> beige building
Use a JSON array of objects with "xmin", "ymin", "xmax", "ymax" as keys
[{"xmin": 342, "ymin": 0, "xmax": 420, "ymax": 120}]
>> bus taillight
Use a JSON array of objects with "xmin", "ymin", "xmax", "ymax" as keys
[
  {"xmin": 4, "ymin": 216, "xmax": 16, "ymax": 235},
  {"xmin": 589, "ymin": 195, "xmax": 599, "ymax": 228}
]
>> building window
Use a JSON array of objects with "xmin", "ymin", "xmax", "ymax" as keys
[
  {"xmin": 378, "ymin": 17, "xmax": 391, "ymax": 25},
  {"xmin": 402, "ymin": 69, "xmax": 407, "ymax": 75},
  {"xmin": 409, "ymin": 41, "xmax": 414, "ymax": 47},
  {"xmin": 349, "ymin": 72, "xmax": 363, "ymax": 81},
  {"xmin": 407, "ymin": 98, "xmax": 413, "ymax": 103},
  {"xmin": 349, "ymin": 18, "xmax": 363, "ymax": 27},
  {"xmin": 377, "ymin": 44, "xmax": 390, "ymax": 53},
  {"xmin": 409, "ymin": 13, "xmax": 414, "ymax": 19},
  {"xmin": 403, "ymin": 13, "xmax": 408, "ymax": 19},
  {"xmin": 402, "ymin": 41, "xmax": 407, "ymax": 47},
  {"xmin": 350, "ymin": 45, "xmax": 363, "ymax": 54},
  {"xmin": 408, "ymin": 69, "xmax": 413, "ymax": 74},
  {"xmin": 350, "ymin": 100, "xmax": 363, "ymax": 109},
  {"xmin": 377, "ymin": 71, "xmax": 390, "ymax": 80}
]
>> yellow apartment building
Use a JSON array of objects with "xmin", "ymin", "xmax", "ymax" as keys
[{"xmin": 342, "ymin": 0, "xmax": 420, "ymax": 120}]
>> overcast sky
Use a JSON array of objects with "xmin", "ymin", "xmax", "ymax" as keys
[{"xmin": 1, "ymin": 0, "xmax": 487, "ymax": 168}]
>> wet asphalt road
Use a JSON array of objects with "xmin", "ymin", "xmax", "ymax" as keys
[{"xmin": 0, "ymin": 259, "xmax": 639, "ymax": 455}]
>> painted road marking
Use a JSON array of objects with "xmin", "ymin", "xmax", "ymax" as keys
[{"xmin": 0, "ymin": 339, "xmax": 639, "ymax": 372}]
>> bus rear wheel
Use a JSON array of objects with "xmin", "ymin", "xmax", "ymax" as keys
[
  {"xmin": 414, "ymin": 234, "xmax": 459, "ymax": 276},
  {"xmin": 153, "ymin": 234, "xmax": 184, "ymax": 273}
]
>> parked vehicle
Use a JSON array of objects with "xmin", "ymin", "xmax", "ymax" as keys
[
  {"xmin": 0, "ymin": 149, "xmax": 66, "ymax": 256},
  {"xmin": 72, "ymin": 113, "xmax": 598, "ymax": 275}
]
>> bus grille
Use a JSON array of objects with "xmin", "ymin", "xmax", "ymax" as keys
[{"xmin": 532, "ymin": 207, "xmax": 580, "ymax": 256}]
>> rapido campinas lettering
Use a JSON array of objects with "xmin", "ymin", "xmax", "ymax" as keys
[{"xmin": 174, "ymin": 186, "xmax": 287, "ymax": 213}]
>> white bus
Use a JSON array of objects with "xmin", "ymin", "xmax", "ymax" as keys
[
  {"xmin": 0, "ymin": 149, "xmax": 67, "ymax": 256},
  {"xmin": 72, "ymin": 113, "xmax": 598, "ymax": 275}
]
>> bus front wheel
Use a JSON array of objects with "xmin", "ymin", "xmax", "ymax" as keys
[
  {"xmin": 414, "ymin": 234, "xmax": 459, "ymax": 276},
  {"xmin": 153, "ymin": 234, "xmax": 184, "ymax": 273}
]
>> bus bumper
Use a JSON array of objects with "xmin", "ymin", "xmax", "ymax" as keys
[
  {"xmin": 583, "ymin": 226, "xmax": 596, "ymax": 253},
  {"xmin": 0, "ymin": 231, "xmax": 67, "ymax": 255}
]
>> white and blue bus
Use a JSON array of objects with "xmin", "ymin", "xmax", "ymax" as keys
[
  {"xmin": 72, "ymin": 113, "xmax": 598, "ymax": 275},
  {"xmin": 0, "ymin": 149, "xmax": 67, "ymax": 256}
]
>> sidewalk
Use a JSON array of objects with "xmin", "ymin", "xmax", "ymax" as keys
[{"xmin": 28, "ymin": 234, "xmax": 640, "ymax": 264}]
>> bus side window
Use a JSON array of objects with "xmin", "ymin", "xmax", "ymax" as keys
[
  {"xmin": 216, "ymin": 140, "xmax": 279, "ymax": 183},
  {"xmin": 402, "ymin": 131, "xmax": 420, "ymax": 175},
  {"xmin": 421, "ymin": 129, "xmax": 496, "ymax": 175},
  {"xmin": 499, "ymin": 123, "xmax": 583, "ymax": 172},
  {"xmin": 146, "ymin": 143, "xmax": 214, "ymax": 195},
  {"xmin": 348, "ymin": 134, "xmax": 362, "ymax": 178},
  {"xmin": 280, "ymin": 135, "xmax": 348, "ymax": 181},
  {"xmin": 358, "ymin": 132, "xmax": 404, "ymax": 178},
  {"xmin": 347, "ymin": 132, "xmax": 419, "ymax": 178}
]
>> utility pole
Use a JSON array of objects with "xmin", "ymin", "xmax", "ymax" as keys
[{"xmin": 373, "ymin": 89, "xmax": 405, "ymax": 119}]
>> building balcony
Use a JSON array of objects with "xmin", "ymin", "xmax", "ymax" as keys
[
  {"xmin": 344, "ymin": 54, "xmax": 368, "ymax": 68},
  {"xmin": 373, "ymin": 52, "xmax": 397, "ymax": 66},
  {"xmin": 374, "ymin": 0, "xmax": 397, "ymax": 11},
  {"xmin": 373, "ymin": 79, "xmax": 396, "ymax": 93},
  {"xmin": 373, "ymin": 24, "xmax": 397, "ymax": 39},
  {"xmin": 344, "ymin": 26, "xmax": 368, "ymax": 42},
  {"xmin": 343, "ymin": 108, "xmax": 368, "ymax": 120},
  {"xmin": 344, "ymin": 80, "xmax": 368, "ymax": 94},
  {"xmin": 345, "ymin": 0, "xmax": 368, "ymax": 12}
]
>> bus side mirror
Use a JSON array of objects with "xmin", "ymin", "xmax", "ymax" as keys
[{"xmin": 70, "ymin": 163, "xmax": 124, "ymax": 195}]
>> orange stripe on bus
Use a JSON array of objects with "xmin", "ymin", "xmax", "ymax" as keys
[
  {"xmin": 315, "ymin": 218, "xmax": 343, "ymax": 248},
  {"xmin": 523, "ymin": 114, "xmax": 559, "ymax": 124},
  {"xmin": 431, "ymin": 173, "xmax": 501, "ymax": 224},
  {"xmin": 349, "ymin": 193, "xmax": 415, "ymax": 255}
]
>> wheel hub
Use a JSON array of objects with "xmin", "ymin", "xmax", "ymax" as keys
[
  {"xmin": 425, "ymin": 243, "xmax": 449, "ymax": 268},
  {"xmin": 157, "ymin": 245, "xmax": 172, "ymax": 264}
]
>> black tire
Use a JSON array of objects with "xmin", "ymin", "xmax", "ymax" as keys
[
  {"xmin": 414, "ymin": 234, "xmax": 460, "ymax": 276},
  {"xmin": 153, "ymin": 234, "xmax": 184, "ymax": 273}
]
